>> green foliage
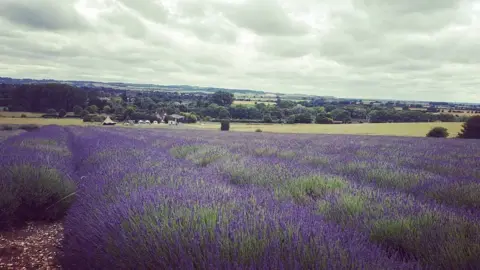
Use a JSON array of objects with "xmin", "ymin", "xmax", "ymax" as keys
[
  {"xmin": 426, "ymin": 183, "xmax": 480, "ymax": 210},
  {"xmin": 211, "ymin": 91, "xmax": 234, "ymax": 106},
  {"xmin": 58, "ymin": 109, "xmax": 67, "ymax": 118},
  {"xmin": 331, "ymin": 109, "xmax": 351, "ymax": 123},
  {"xmin": 276, "ymin": 176, "xmax": 347, "ymax": 204},
  {"xmin": 0, "ymin": 165, "xmax": 76, "ymax": 228},
  {"xmin": 103, "ymin": 105, "xmax": 112, "ymax": 114},
  {"xmin": 315, "ymin": 114, "xmax": 333, "ymax": 124},
  {"xmin": 73, "ymin": 105, "xmax": 83, "ymax": 115},
  {"xmin": 255, "ymin": 128, "xmax": 263, "ymax": 132},
  {"xmin": 170, "ymin": 145, "xmax": 201, "ymax": 158},
  {"xmin": 179, "ymin": 112, "xmax": 198, "ymax": 123},
  {"xmin": 426, "ymin": 127, "xmax": 449, "ymax": 138},
  {"xmin": 263, "ymin": 114, "xmax": 273, "ymax": 123},
  {"xmin": 83, "ymin": 114, "xmax": 105, "ymax": 122},
  {"xmin": 87, "ymin": 105, "xmax": 99, "ymax": 114},
  {"xmin": 221, "ymin": 121, "xmax": 230, "ymax": 131},
  {"xmin": 20, "ymin": 114, "xmax": 27, "ymax": 118},
  {"xmin": 218, "ymin": 107, "xmax": 231, "ymax": 119},
  {"xmin": 170, "ymin": 145, "xmax": 227, "ymax": 167},
  {"xmin": 458, "ymin": 115, "xmax": 480, "ymax": 139},
  {"xmin": 79, "ymin": 109, "xmax": 89, "ymax": 118}
]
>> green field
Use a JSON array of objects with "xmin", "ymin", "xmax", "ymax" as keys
[
  {"xmin": 0, "ymin": 116, "xmax": 463, "ymax": 137},
  {"xmin": 189, "ymin": 122, "xmax": 463, "ymax": 137}
]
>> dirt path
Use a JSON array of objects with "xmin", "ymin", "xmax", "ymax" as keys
[{"xmin": 0, "ymin": 222, "xmax": 63, "ymax": 270}]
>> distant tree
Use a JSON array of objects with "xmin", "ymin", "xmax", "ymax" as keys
[
  {"xmin": 293, "ymin": 113, "xmax": 313, "ymax": 123},
  {"xmin": 46, "ymin": 108, "xmax": 57, "ymax": 115},
  {"xmin": 426, "ymin": 127, "xmax": 449, "ymax": 138},
  {"xmin": 263, "ymin": 113, "xmax": 273, "ymax": 123},
  {"xmin": 402, "ymin": 106, "xmax": 410, "ymax": 111},
  {"xmin": 124, "ymin": 107, "xmax": 135, "ymax": 118},
  {"xmin": 315, "ymin": 115, "xmax": 333, "ymax": 124},
  {"xmin": 73, "ymin": 105, "xmax": 83, "ymax": 116},
  {"xmin": 58, "ymin": 109, "xmax": 67, "ymax": 118},
  {"xmin": 458, "ymin": 116, "xmax": 480, "ymax": 139},
  {"xmin": 103, "ymin": 105, "xmax": 112, "ymax": 114},
  {"xmin": 218, "ymin": 107, "xmax": 231, "ymax": 119},
  {"xmin": 211, "ymin": 91, "xmax": 234, "ymax": 107},
  {"xmin": 80, "ymin": 110, "xmax": 89, "ymax": 118},
  {"xmin": 121, "ymin": 91, "xmax": 128, "ymax": 102},
  {"xmin": 87, "ymin": 105, "xmax": 98, "ymax": 114},
  {"xmin": 331, "ymin": 109, "xmax": 351, "ymax": 123},
  {"xmin": 324, "ymin": 104, "xmax": 337, "ymax": 113},
  {"xmin": 437, "ymin": 113, "xmax": 456, "ymax": 122}
]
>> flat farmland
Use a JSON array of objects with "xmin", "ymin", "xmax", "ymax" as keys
[
  {"xmin": 190, "ymin": 122, "xmax": 464, "ymax": 137},
  {"xmin": 1, "ymin": 126, "xmax": 479, "ymax": 269}
]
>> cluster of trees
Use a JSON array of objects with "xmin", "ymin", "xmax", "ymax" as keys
[
  {"xmin": 427, "ymin": 116, "xmax": 480, "ymax": 139},
  {"xmin": 0, "ymin": 83, "xmax": 477, "ymax": 125}
]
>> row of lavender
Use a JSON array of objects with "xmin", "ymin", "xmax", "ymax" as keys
[
  {"xmin": 2, "ymin": 126, "xmax": 479, "ymax": 268},
  {"xmin": 61, "ymin": 126, "xmax": 417, "ymax": 269},
  {"xmin": 0, "ymin": 126, "xmax": 76, "ymax": 228},
  {"xmin": 97, "ymin": 127, "xmax": 480, "ymax": 269}
]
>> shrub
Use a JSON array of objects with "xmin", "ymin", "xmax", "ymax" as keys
[
  {"xmin": 426, "ymin": 127, "xmax": 449, "ymax": 138},
  {"xmin": 21, "ymin": 114, "xmax": 27, "ymax": 118},
  {"xmin": 458, "ymin": 116, "xmax": 480, "ymax": 139},
  {"xmin": 58, "ymin": 109, "xmax": 67, "ymax": 118},
  {"xmin": 255, "ymin": 129, "xmax": 262, "ymax": 132},
  {"xmin": 0, "ymin": 165, "xmax": 76, "ymax": 228},
  {"xmin": 221, "ymin": 121, "xmax": 230, "ymax": 131}
]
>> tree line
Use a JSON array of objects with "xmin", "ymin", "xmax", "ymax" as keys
[{"xmin": 0, "ymin": 83, "xmax": 477, "ymax": 124}]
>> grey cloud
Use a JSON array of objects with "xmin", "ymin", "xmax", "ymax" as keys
[
  {"xmin": 219, "ymin": 0, "xmax": 309, "ymax": 36},
  {"xmin": 0, "ymin": 0, "xmax": 89, "ymax": 31},
  {"xmin": 117, "ymin": 0, "xmax": 169, "ymax": 23},
  {"xmin": 1, "ymin": 0, "xmax": 480, "ymax": 102}
]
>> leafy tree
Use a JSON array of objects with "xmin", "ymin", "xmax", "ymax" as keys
[
  {"xmin": 80, "ymin": 110, "xmax": 89, "ymax": 118},
  {"xmin": 437, "ymin": 113, "xmax": 456, "ymax": 122},
  {"xmin": 218, "ymin": 107, "xmax": 231, "ymax": 119},
  {"xmin": 103, "ymin": 105, "xmax": 112, "ymax": 114},
  {"xmin": 324, "ymin": 105, "xmax": 336, "ymax": 113},
  {"xmin": 315, "ymin": 115, "xmax": 333, "ymax": 124},
  {"xmin": 263, "ymin": 113, "xmax": 273, "ymax": 123},
  {"xmin": 124, "ymin": 107, "xmax": 135, "ymax": 118},
  {"xmin": 211, "ymin": 91, "xmax": 234, "ymax": 106},
  {"xmin": 180, "ymin": 112, "xmax": 198, "ymax": 123},
  {"xmin": 458, "ymin": 116, "xmax": 480, "ymax": 139},
  {"xmin": 58, "ymin": 109, "xmax": 67, "ymax": 118},
  {"xmin": 331, "ymin": 109, "xmax": 351, "ymax": 123},
  {"xmin": 426, "ymin": 127, "xmax": 449, "ymax": 138},
  {"xmin": 87, "ymin": 105, "xmax": 98, "ymax": 114},
  {"xmin": 73, "ymin": 105, "xmax": 83, "ymax": 116}
]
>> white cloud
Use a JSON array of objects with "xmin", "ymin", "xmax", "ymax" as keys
[{"xmin": 1, "ymin": 0, "xmax": 480, "ymax": 102}]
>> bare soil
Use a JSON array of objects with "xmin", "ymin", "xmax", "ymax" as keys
[{"xmin": 0, "ymin": 222, "xmax": 63, "ymax": 270}]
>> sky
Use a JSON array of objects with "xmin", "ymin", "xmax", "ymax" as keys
[{"xmin": 1, "ymin": 0, "xmax": 479, "ymax": 102}]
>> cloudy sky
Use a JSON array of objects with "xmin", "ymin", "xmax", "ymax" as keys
[{"xmin": 1, "ymin": 0, "xmax": 479, "ymax": 102}]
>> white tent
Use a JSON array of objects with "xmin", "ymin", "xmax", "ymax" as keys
[{"xmin": 102, "ymin": 116, "xmax": 116, "ymax": 126}]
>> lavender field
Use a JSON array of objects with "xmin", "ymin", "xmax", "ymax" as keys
[{"xmin": 1, "ymin": 125, "xmax": 480, "ymax": 269}]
